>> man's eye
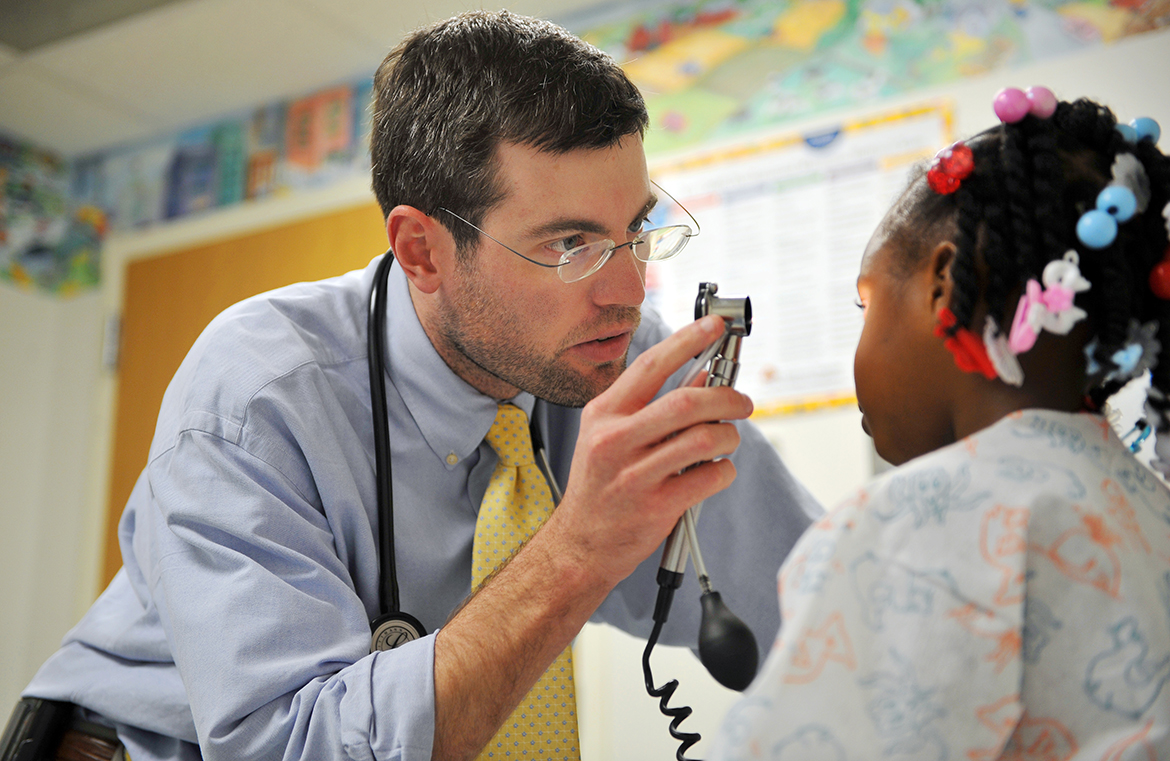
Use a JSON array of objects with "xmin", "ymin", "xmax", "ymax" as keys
[
  {"xmin": 549, "ymin": 234, "xmax": 587, "ymax": 255},
  {"xmin": 628, "ymin": 217, "xmax": 648, "ymax": 235}
]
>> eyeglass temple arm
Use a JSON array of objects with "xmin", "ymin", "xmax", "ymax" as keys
[
  {"xmin": 433, "ymin": 207, "xmax": 562, "ymax": 270},
  {"xmin": 650, "ymin": 179, "xmax": 701, "ymax": 236}
]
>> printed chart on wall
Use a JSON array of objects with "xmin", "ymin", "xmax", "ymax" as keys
[{"xmin": 645, "ymin": 103, "xmax": 951, "ymax": 417}]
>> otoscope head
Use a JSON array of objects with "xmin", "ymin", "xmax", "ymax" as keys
[
  {"xmin": 698, "ymin": 591, "xmax": 759, "ymax": 691},
  {"xmin": 695, "ymin": 282, "xmax": 752, "ymax": 337}
]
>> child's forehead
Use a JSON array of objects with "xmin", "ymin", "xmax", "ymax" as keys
[
  {"xmin": 859, "ymin": 213, "xmax": 905, "ymax": 279},
  {"xmin": 857, "ymin": 235, "xmax": 886, "ymax": 281}
]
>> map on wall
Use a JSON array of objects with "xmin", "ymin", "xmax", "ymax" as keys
[
  {"xmin": 1, "ymin": 138, "xmax": 104, "ymax": 295},
  {"xmin": 569, "ymin": 0, "xmax": 1168, "ymax": 156}
]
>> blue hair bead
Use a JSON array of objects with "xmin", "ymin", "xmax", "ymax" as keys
[
  {"xmin": 1098, "ymin": 185, "xmax": 1137, "ymax": 222},
  {"xmin": 1116, "ymin": 123, "xmax": 1138, "ymax": 144},
  {"xmin": 1131, "ymin": 117, "xmax": 1161, "ymax": 144},
  {"xmin": 1077, "ymin": 209, "xmax": 1118, "ymax": 249}
]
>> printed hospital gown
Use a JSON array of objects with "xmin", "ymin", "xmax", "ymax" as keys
[{"xmin": 710, "ymin": 409, "xmax": 1170, "ymax": 760}]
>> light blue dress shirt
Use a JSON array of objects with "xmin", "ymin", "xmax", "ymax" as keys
[{"xmin": 25, "ymin": 255, "xmax": 820, "ymax": 760}]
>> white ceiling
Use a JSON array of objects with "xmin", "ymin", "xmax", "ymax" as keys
[{"xmin": 0, "ymin": 0, "xmax": 607, "ymax": 158}]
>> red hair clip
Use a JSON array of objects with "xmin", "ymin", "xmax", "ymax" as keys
[
  {"xmin": 934, "ymin": 307, "xmax": 997, "ymax": 379},
  {"xmin": 927, "ymin": 141, "xmax": 974, "ymax": 195}
]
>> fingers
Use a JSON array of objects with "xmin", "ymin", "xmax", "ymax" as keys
[
  {"xmin": 639, "ymin": 382, "xmax": 753, "ymax": 448},
  {"xmin": 618, "ymin": 414, "xmax": 741, "ymax": 506},
  {"xmin": 656, "ymin": 457, "xmax": 738, "ymax": 514},
  {"xmin": 640, "ymin": 417, "xmax": 741, "ymax": 477}
]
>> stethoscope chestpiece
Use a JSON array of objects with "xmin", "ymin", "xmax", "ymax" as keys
[{"xmin": 370, "ymin": 611, "xmax": 428, "ymax": 653}]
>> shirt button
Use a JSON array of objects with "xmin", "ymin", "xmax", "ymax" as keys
[{"xmin": 446, "ymin": 452, "xmax": 459, "ymax": 466}]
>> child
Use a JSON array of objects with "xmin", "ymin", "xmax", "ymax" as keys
[{"xmin": 710, "ymin": 91, "xmax": 1170, "ymax": 759}]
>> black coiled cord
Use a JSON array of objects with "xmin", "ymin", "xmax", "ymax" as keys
[{"xmin": 642, "ymin": 583, "xmax": 701, "ymax": 761}]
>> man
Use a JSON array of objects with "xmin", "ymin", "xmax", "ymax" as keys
[{"xmin": 15, "ymin": 10, "xmax": 818, "ymax": 760}]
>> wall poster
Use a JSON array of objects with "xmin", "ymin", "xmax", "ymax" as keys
[{"xmin": 646, "ymin": 102, "xmax": 952, "ymax": 414}]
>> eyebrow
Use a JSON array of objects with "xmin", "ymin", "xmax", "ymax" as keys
[{"xmin": 523, "ymin": 193, "xmax": 659, "ymax": 241}]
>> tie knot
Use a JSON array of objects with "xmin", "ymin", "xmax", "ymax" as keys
[{"xmin": 484, "ymin": 404, "xmax": 536, "ymax": 468}]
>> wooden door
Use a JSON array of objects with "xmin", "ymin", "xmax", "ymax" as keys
[{"xmin": 103, "ymin": 202, "xmax": 387, "ymax": 588}]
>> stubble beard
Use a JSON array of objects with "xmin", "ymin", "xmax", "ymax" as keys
[{"xmin": 436, "ymin": 262, "xmax": 641, "ymax": 407}]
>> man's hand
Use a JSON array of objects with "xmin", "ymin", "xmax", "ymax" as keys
[
  {"xmin": 432, "ymin": 314, "xmax": 752, "ymax": 760},
  {"xmin": 549, "ymin": 313, "xmax": 753, "ymax": 585}
]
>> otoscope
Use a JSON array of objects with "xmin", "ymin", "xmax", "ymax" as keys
[{"xmin": 643, "ymin": 282, "xmax": 758, "ymax": 761}]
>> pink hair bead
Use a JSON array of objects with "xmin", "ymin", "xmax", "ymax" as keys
[
  {"xmin": 994, "ymin": 87, "xmax": 1030, "ymax": 123},
  {"xmin": 1025, "ymin": 86, "xmax": 1057, "ymax": 118}
]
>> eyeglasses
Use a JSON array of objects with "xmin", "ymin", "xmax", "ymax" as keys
[{"xmin": 435, "ymin": 182, "xmax": 700, "ymax": 284}]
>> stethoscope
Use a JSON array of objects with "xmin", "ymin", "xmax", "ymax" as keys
[{"xmin": 365, "ymin": 252, "xmax": 563, "ymax": 652}]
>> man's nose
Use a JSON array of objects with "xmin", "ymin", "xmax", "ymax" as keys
[{"xmin": 591, "ymin": 242, "xmax": 645, "ymax": 307}]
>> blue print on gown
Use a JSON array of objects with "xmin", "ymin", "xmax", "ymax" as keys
[
  {"xmin": 878, "ymin": 464, "xmax": 990, "ymax": 527},
  {"xmin": 769, "ymin": 725, "xmax": 848, "ymax": 761},
  {"xmin": 851, "ymin": 552, "xmax": 962, "ymax": 631},
  {"xmin": 1021, "ymin": 598, "xmax": 1062, "ymax": 664},
  {"xmin": 1013, "ymin": 414, "xmax": 1109, "ymax": 465},
  {"xmin": 995, "ymin": 455, "xmax": 1086, "ymax": 499},
  {"xmin": 1085, "ymin": 616, "xmax": 1170, "ymax": 719},
  {"xmin": 1114, "ymin": 460, "xmax": 1170, "ymax": 527},
  {"xmin": 790, "ymin": 538, "xmax": 836, "ymax": 597},
  {"xmin": 858, "ymin": 650, "xmax": 947, "ymax": 761},
  {"xmin": 717, "ymin": 696, "xmax": 775, "ymax": 760},
  {"xmin": 1160, "ymin": 572, "xmax": 1170, "ymax": 623}
]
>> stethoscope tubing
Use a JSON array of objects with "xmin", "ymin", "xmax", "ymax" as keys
[
  {"xmin": 367, "ymin": 251, "xmax": 562, "ymax": 624},
  {"xmin": 368, "ymin": 252, "xmax": 399, "ymax": 618}
]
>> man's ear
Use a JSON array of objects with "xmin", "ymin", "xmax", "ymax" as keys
[
  {"xmin": 926, "ymin": 240, "xmax": 957, "ymax": 316},
  {"xmin": 386, "ymin": 205, "xmax": 449, "ymax": 294}
]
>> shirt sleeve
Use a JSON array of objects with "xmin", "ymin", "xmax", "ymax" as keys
[
  {"xmin": 141, "ymin": 425, "xmax": 435, "ymax": 761},
  {"xmin": 708, "ymin": 464, "xmax": 1025, "ymax": 761}
]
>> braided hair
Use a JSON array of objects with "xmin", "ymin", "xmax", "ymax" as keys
[{"xmin": 889, "ymin": 97, "xmax": 1170, "ymax": 433}]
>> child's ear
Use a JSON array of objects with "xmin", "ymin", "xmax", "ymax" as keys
[
  {"xmin": 386, "ymin": 205, "xmax": 450, "ymax": 294},
  {"xmin": 926, "ymin": 240, "xmax": 958, "ymax": 315}
]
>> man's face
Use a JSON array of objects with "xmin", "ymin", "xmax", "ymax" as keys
[{"xmin": 432, "ymin": 135, "xmax": 653, "ymax": 406}]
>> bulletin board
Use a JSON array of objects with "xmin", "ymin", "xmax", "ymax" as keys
[{"xmin": 645, "ymin": 102, "xmax": 952, "ymax": 417}]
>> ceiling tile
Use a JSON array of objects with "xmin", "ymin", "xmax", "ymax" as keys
[
  {"xmin": 0, "ymin": 0, "xmax": 616, "ymax": 157},
  {"xmin": 26, "ymin": 0, "xmax": 389, "ymax": 138},
  {"xmin": 0, "ymin": 61, "xmax": 161, "ymax": 155},
  {"xmin": 0, "ymin": 0, "xmax": 189, "ymax": 52},
  {"xmin": 0, "ymin": 42, "xmax": 18, "ymax": 67}
]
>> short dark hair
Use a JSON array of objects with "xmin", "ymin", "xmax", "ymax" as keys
[{"xmin": 370, "ymin": 10, "xmax": 648, "ymax": 251}]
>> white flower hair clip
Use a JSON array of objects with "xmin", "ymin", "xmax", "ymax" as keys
[
  {"xmin": 1008, "ymin": 250, "xmax": 1091, "ymax": 355},
  {"xmin": 984, "ymin": 317, "xmax": 1023, "ymax": 387}
]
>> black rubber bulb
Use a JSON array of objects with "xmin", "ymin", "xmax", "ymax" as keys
[{"xmin": 698, "ymin": 591, "xmax": 759, "ymax": 691}]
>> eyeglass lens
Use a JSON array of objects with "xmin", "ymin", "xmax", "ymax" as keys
[{"xmin": 558, "ymin": 224, "xmax": 694, "ymax": 283}]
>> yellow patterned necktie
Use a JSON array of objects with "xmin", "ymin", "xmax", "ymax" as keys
[{"xmin": 473, "ymin": 404, "xmax": 580, "ymax": 760}]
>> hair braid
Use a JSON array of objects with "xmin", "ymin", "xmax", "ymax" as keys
[
  {"xmin": 947, "ymin": 181, "xmax": 983, "ymax": 331},
  {"xmin": 1057, "ymin": 101, "xmax": 1146, "ymax": 388},
  {"xmin": 996, "ymin": 119, "xmax": 1040, "ymax": 315},
  {"xmin": 1025, "ymin": 126, "xmax": 1067, "ymax": 274},
  {"xmin": 980, "ymin": 148, "xmax": 1018, "ymax": 331}
]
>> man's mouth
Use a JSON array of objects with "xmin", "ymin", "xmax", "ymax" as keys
[
  {"xmin": 571, "ymin": 329, "xmax": 633, "ymax": 362},
  {"xmin": 589, "ymin": 330, "xmax": 626, "ymax": 344}
]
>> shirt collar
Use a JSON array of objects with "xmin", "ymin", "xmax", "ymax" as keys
[{"xmin": 381, "ymin": 256, "xmax": 535, "ymax": 466}]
